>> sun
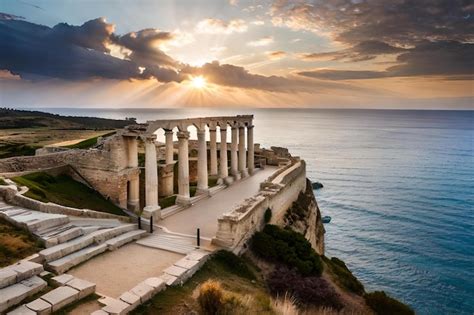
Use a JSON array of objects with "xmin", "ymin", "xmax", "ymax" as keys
[{"xmin": 190, "ymin": 76, "xmax": 206, "ymax": 89}]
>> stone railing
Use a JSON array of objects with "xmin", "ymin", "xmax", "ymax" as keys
[
  {"xmin": 0, "ymin": 185, "xmax": 131, "ymax": 222},
  {"xmin": 212, "ymin": 159, "xmax": 307, "ymax": 253}
]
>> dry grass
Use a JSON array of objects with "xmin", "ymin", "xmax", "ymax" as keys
[{"xmin": 271, "ymin": 294, "xmax": 299, "ymax": 315}]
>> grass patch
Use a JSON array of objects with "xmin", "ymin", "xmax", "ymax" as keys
[
  {"xmin": 322, "ymin": 256, "xmax": 365, "ymax": 295},
  {"xmin": 64, "ymin": 131, "xmax": 116, "ymax": 149},
  {"xmin": 365, "ymin": 291, "xmax": 414, "ymax": 315},
  {"xmin": 132, "ymin": 251, "xmax": 272, "ymax": 315},
  {"xmin": 0, "ymin": 178, "xmax": 7, "ymax": 185},
  {"xmin": 0, "ymin": 217, "xmax": 43, "ymax": 267},
  {"xmin": 209, "ymin": 176, "xmax": 219, "ymax": 188},
  {"xmin": 12, "ymin": 172, "xmax": 126, "ymax": 216},
  {"xmin": 251, "ymin": 224, "xmax": 323, "ymax": 276},
  {"xmin": 159, "ymin": 195, "xmax": 177, "ymax": 209},
  {"xmin": 0, "ymin": 142, "xmax": 39, "ymax": 158}
]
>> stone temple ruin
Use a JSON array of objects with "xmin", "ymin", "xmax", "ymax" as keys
[{"xmin": 0, "ymin": 114, "xmax": 321, "ymax": 314}]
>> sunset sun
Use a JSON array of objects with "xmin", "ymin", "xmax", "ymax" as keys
[{"xmin": 190, "ymin": 76, "xmax": 206, "ymax": 89}]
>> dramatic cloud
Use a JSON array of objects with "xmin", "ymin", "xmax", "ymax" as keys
[
  {"xmin": 273, "ymin": 0, "xmax": 473, "ymax": 78},
  {"xmin": 299, "ymin": 41, "xmax": 474, "ymax": 80},
  {"xmin": 195, "ymin": 18, "xmax": 247, "ymax": 34},
  {"xmin": 247, "ymin": 36, "xmax": 274, "ymax": 47}
]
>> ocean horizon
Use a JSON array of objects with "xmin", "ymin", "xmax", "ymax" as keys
[{"xmin": 30, "ymin": 107, "xmax": 474, "ymax": 315}]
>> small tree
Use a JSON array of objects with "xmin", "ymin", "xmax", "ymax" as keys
[{"xmin": 264, "ymin": 208, "xmax": 272, "ymax": 223}]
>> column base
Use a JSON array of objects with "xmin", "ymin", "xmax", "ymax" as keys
[
  {"xmin": 248, "ymin": 167, "xmax": 255, "ymax": 175},
  {"xmin": 223, "ymin": 176, "xmax": 234, "ymax": 186},
  {"xmin": 127, "ymin": 199, "xmax": 140, "ymax": 213},
  {"xmin": 240, "ymin": 169, "xmax": 249, "ymax": 178},
  {"xmin": 196, "ymin": 188, "xmax": 211, "ymax": 196},
  {"xmin": 176, "ymin": 195, "xmax": 192, "ymax": 206},
  {"xmin": 142, "ymin": 205, "xmax": 161, "ymax": 220},
  {"xmin": 232, "ymin": 172, "xmax": 241, "ymax": 181}
]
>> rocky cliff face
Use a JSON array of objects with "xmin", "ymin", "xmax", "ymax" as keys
[{"xmin": 282, "ymin": 178, "xmax": 325, "ymax": 255}]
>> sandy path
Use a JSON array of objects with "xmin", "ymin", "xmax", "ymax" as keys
[{"xmin": 69, "ymin": 243, "xmax": 183, "ymax": 297}]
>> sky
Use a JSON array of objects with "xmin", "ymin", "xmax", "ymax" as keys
[{"xmin": 0, "ymin": 0, "xmax": 473, "ymax": 109}]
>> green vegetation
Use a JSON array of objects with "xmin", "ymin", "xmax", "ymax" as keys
[
  {"xmin": 12, "ymin": 172, "xmax": 126, "ymax": 216},
  {"xmin": 365, "ymin": 291, "xmax": 415, "ymax": 315},
  {"xmin": 159, "ymin": 195, "xmax": 177, "ymax": 209},
  {"xmin": 197, "ymin": 280, "xmax": 241, "ymax": 315},
  {"xmin": 208, "ymin": 176, "xmax": 219, "ymax": 188},
  {"xmin": 0, "ymin": 178, "xmax": 7, "ymax": 185},
  {"xmin": 323, "ymin": 256, "xmax": 365, "ymax": 295},
  {"xmin": 132, "ymin": 250, "xmax": 273, "ymax": 315},
  {"xmin": 0, "ymin": 142, "xmax": 39, "ymax": 158},
  {"xmin": 251, "ymin": 224, "xmax": 323, "ymax": 276},
  {"xmin": 64, "ymin": 131, "xmax": 115, "ymax": 149},
  {"xmin": 0, "ymin": 217, "xmax": 43, "ymax": 267},
  {"xmin": 264, "ymin": 208, "xmax": 272, "ymax": 223}
]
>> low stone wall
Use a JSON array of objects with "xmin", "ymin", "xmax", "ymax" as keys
[
  {"xmin": 212, "ymin": 159, "xmax": 307, "ymax": 253},
  {"xmin": 0, "ymin": 186, "xmax": 131, "ymax": 222}
]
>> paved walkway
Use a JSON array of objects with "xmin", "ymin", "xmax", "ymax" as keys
[{"xmin": 160, "ymin": 166, "xmax": 277, "ymax": 238}]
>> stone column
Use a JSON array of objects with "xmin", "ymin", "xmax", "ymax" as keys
[
  {"xmin": 247, "ymin": 125, "xmax": 255, "ymax": 175},
  {"xmin": 176, "ymin": 130, "xmax": 191, "ymax": 205},
  {"xmin": 127, "ymin": 137, "xmax": 140, "ymax": 211},
  {"xmin": 230, "ymin": 126, "xmax": 240, "ymax": 180},
  {"xmin": 143, "ymin": 136, "xmax": 160, "ymax": 219},
  {"xmin": 162, "ymin": 129, "xmax": 175, "ymax": 196},
  {"xmin": 209, "ymin": 128, "xmax": 218, "ymax": 176},
  {"xmin": 197, "ymin": 129, "xmax": 209, "ymax": 195},
  {"xmin": 164, "ymin": 129, "xmax": 174, "ymax": 164},
  {"xmin": 219, "ymin": 127, "xmax": 228, "ymax": 180},
  {"xmin": 238, "ymin": 126, "xmax": 248, "ymax": 178}
]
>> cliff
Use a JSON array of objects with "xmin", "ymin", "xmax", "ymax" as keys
[{"xmin": 283, "ymin": 178, "xmax": 325, "ymax": 255}]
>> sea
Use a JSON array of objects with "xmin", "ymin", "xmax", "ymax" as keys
[{"xmin": 36, "ymin": 108, "xmax": 473, "ymax": 315}]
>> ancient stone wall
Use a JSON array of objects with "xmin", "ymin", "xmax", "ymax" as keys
[{"xmin": 212, "ymin": 159, "xmax": 307, "ymax": 253}]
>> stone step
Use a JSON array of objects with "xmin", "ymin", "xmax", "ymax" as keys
[
  {"xmin": 0, "ymin": 261, "xmax": 44, "ymax": 289},
  {"xmin": 7, "ymin": 212, "xmax": 70, "ymax": 232},
  {"xmin": 39, "ymin": 224, "xmax": 136, "ymax": 263},
  {"xmin": 40, "ymin": 226, "xmax": 85, "ymax": 248},
  {"xmin": 0, "ymin": 276, "xmax": 47, "ymax": 313},
  {"xmin": 136, "ymin": 233, "xmax": 197, "ymax": 254},
  {"xmin": 161, "ymin": 204, "xmax": 186, "ymax": 219},
  {"xmin": 47, "ymin": 228, "xmax": 145, "ymax": 274},
  {"xmin": 47, "ymin": 243, "xmax": 108, "ymax": 274},
  {"xmin": 105, "ymin": 230, "xmax": 147, "ymax": 250},
  {"xmin": 209, "ymin": 184, "xmax": 226, "ymax": 195}
]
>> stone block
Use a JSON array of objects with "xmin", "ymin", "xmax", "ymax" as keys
[
  {"xmin": 163, "ymin": 265, "xmax": 187, "ymax": 278},
  {"xmin": 174, "ymin": 257, "xmax": 202, "ymax": 275},
  {"xmin": 50, "ymin": 274, "xmax": 74, "ymax": 286},
  {"xmin": 65, "ymin": 278, "xmax": 95, "ymax": 299},
  {"xmin": 91, "ymin": 310, "xmax": 109, "ymax": 315},
  {"xmin": 186, "ymin": 250, "xmax": 210, "ymax": 262},
  {"xmin": 0, "ymin": 267, "xmax": 17, "ymax": 289},
  {"xmin": 119, "ymin": 291, "xmax": 140, "ymax": 310},
  {"xmin": 130, "ymin": 282, "xmax": 154, "ymax": 303},
  {"xmin": 158, "ymin": 273, "xmax": 179, "ymax": 286},
  {"xmin": 26, "ymin": 298, "xmax": 52, "ymax": 315},
  {"xmin": 47, "ymin": 243, "xmax": 107, "ymax": 274},
  {"xmin": 10, "ymin": 261, "xmax": 44, "ymax": 282},
  {"xmin": 0, "ymin": 276, "xmax": 47, "ymax": 313},
  {"xmin": 143, "ymin": 277, "xmax": 165, "ymax": 294},
  {"xmin": 40, "ymin": 286, "xmax": 79, "ymax": 312},
  {"xmin": 6, "ymin": 305, "xmax": 36, "ymax": 315},
  {"xmin": 100, "ymin": 297, "xmax": 131, "ymax": 315},
  {"xmin": 105, "ymin": 230, "xmax": 146, "ymax": 250}
]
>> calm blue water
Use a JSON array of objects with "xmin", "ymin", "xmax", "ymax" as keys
[{"xmin": 36, "ymin": 108, "xmax": 474, "ymax": 314}]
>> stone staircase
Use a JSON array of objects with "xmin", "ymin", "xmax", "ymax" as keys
[
  {"xmin": 0, "ymin": 261, "xmax": 47, "ymax": 313},
  {"xmin": 136, "ymin": 228, "xmax": 199, "ymax": 254}
]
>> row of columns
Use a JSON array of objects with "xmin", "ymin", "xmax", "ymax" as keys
[{"xmin": 134, "ymin": 124, "xmax": 254, "ymax": 219}]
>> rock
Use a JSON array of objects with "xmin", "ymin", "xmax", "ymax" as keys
[
  {"xmin": 0, "ymin": 268, "xmax": 18, "ymax": 289},
  {"xmin": 311, "ymin": 181, "xmax": 324, "ymax": 189}
]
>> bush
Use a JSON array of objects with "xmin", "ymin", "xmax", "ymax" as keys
[
  {"xmin": 0, "ymin": 178, "xmax": 7, "ymax": 185},
  {"xmin": 365, "ymin": 291, "xmax": 414, "ymax": 315},
  {"xmin": 264, "ymin": 208, "xmax": 272, "ymax": 223},
  {"xmin": 213, "ymin": 250, "xmax": 255, "ymax": 280},
  {"xmin": 267, "ymin": 267, "xmax": 342, "ymax": 310},
  {"xmin": 322, "ymin": 256, "xmax": 365, "ymax": 295},
  {"xmin": 197, "ymin": 280, "xmax": 240, "ymax": 315},
  {"xmin": 251, "ymin": 224, "xmax": 323, "ymax": 276}
]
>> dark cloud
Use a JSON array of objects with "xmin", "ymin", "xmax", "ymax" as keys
[
  {"xmin": 273, "ymin": 0, "xmax": 473, "ymax": 78},
  {"xmin": 299, "ymin": 41, "xmax": 474, "ymax": 80},
  {"xmin": 182, "ymin": 61, "xmax": 316, "ymax": 92}
]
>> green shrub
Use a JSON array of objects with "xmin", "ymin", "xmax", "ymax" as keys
[
  {"xmin": 264, "ymin": 208, "xmax": 272, "ymax": 223},
  {"xmin": 322, "ymin": 256, "xmax": 365, "ymax": 295},
  {"xmin": 251, "ymin": 224, "xmax": 323, "ymax": 276},
  {"xmin": 365, "ymin": 291, "xmax": 414, "ymax": 315},
  {"xmin": 159, "ymin": 195, "xmax": 177, "ymax": 209},
  {"xmin": 0, "ymin": 178, "xmax": 7, "ymax": 185},
  {"xmin": 213, "ymin": 250, "xmax": 255, "ymax": 280}
]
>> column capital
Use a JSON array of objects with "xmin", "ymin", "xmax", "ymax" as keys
[
  {"xmin": 247, "ymin": 124, "xmax": 254, "ymax": 129},
  {"xmin": 177, "ymin": 130, "xmax": 190, "ymax": 139},
  {"xmin": 209, "ymin": 128, "xmax": 217, "ymax": 132},
  {"xmin": 164, "ymin": 129, "xmax": 174, "ymax": 135},
  {"xmin": 197, "ymin": 129, "xmax": 206, "ymax": 136}
]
